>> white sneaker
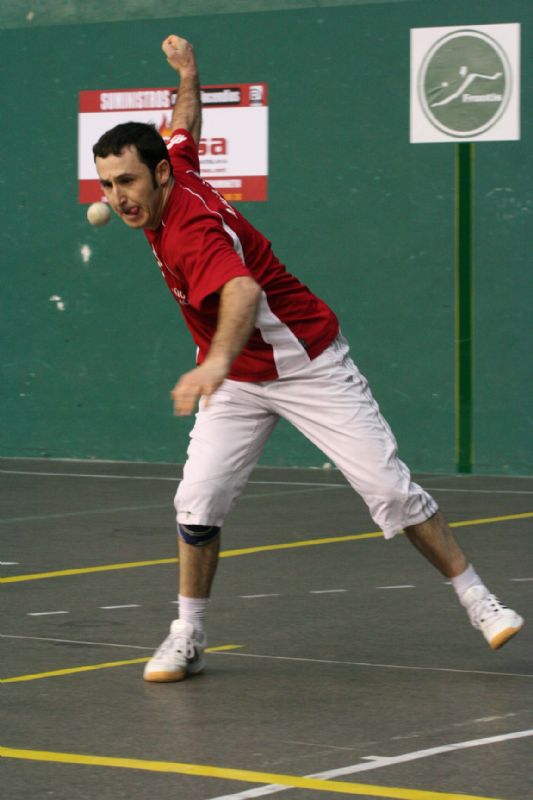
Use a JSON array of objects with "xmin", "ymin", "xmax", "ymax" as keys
[
  {"xmin": 143, "ymin": 620, "xmax": 206, "ymax": 682},
  {"xmin": 461, "ymin": 585, "xmax": 524, "ymax": 650}
]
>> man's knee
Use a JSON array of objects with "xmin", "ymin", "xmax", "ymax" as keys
[
  {"xmin": 174, "ymin": 479, "xmax": 231, "ymax": 530},
  {"xmin": 366, "ymin": 485, "xmax": 438, "ymax": 540},
  {"xmin": 178, "ymin": 524, "xmax": 221, "ymax": 546}
]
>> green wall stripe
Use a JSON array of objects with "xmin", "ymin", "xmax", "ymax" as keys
[{"xmin": 455, "ymin": 143, "xmax": 474, "ymax": 474}]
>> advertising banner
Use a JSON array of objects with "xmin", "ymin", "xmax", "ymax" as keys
[{"xmin": 79, "ymin": 82, "xmax": 268, "ymax": 202}]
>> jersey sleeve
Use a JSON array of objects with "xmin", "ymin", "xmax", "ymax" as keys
[
  {"xmin": 165, "ymin": 128, "xmax": 200, "ymax": 173},
  {"xmin": 175, "ymin": 213, "xmax": 253, "ymax": 309}
]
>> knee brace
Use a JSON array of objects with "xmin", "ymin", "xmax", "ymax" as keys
[{"xmin": 178, "ymin": 523, "xmax": 221, "ymax": 547}]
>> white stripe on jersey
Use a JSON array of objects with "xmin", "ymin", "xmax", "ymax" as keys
[
  {"xmin": 220, "ymin": 220, "xmax": 244, "ymax": 261},
  {"xmin": 255, "ymin": 292, "xmax": 310, "ymax": 377},
  {"xmin": 181, "ymin": 185, "xmax": 245, "ymax": 263},
  {"xmin": 182, "ymin": 183, "xmax": 309, "ymax": 377}
]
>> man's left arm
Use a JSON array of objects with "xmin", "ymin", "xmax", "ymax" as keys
[{"xmin": 171, "ymin": 276, "xmax": 262, "ymax": 416}]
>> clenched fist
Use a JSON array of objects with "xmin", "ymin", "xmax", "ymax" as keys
[{"xmin": 161, "ymin": 34, "xmax": 197, "ymax": 75}]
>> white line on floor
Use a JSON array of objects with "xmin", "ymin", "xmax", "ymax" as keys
[
  {"xmin": 26, "ymin": 611, "xmax": 69, "ymax": 617},
  {"xmin": 214, "ymin": 650, "xmax": 533, "ymax": 679},
  {"xmin": 0, "ymin": 634, "xmax": 153, "ymax": 650},
  {"xmin": 1, "ymin": 468, "xmax": 532, "ymax": 494},
  {"xmin": 425, "ymin": 486, "xmax": 533, "ymax": 495},
  {"xmin": 0, "ymin": 504, "xmax": 169, "ymax": 524},
  {"xmin": 3, "ymin": 633, "xmax": 532, "ymax": 679},
  {"xmin": 0, "ymin": 469, "xmax": 176, "ymax": 481},
  {"xmin": 7, "ymin": 574, "xmax": 528, "ymax": 616},
  {"xmin": 0, "ymin": 468, "xmax": 345, "ymax": 488},
  {"xmin": 204, "ymin": 728, "xmax": 533, "ymax": 800},
  {"xmin": 376, "ymin": 584, "xmax": 415, "ymax": 590},
  {"xmin": 0, "ymin": 486, "xmax": 339, "ymax": 525}
]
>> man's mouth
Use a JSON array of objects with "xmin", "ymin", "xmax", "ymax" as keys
[{"xmin": 122, "ymin": 205, "xmax": 141, "ymax": 218}]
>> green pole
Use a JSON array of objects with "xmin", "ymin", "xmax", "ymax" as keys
[{"xmin": 455, "ymin": 142, "xmax": 474, "ymax": 473}]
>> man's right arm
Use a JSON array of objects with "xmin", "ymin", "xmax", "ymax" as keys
[
  {"xmin": 170, "ymin": 276, "xmax": 262, "ymax": 416},
  {"xmin": 161, "ymin": 35, "xmax": 202, "ymax": 146}
]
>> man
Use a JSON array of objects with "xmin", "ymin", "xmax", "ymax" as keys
[{"xmin": 93, "ymin": 35, "xmax": 523, "ymax": 683}]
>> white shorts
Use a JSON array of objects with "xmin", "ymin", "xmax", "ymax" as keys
[{"xmin": 175, "ymin": 335, "xmax": 438, "ymax": 539}]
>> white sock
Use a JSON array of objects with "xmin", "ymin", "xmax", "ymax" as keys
[
  {"xmin": 451, "ymin": 564, "xmax": 484, "ymax": 601},
  {"xmin": 178, "ymin": 595, "xmax": 209, "ymax": 634}
]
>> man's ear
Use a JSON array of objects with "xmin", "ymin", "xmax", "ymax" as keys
[{"xmin": 156, "ymin": 159, "xmax": 172, "ymax": 187}]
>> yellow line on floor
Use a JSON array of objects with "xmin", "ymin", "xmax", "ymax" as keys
[
  {"xmin": 0, "ymin": 645, "xmax": 241, "ymax": 684},
  {"xmin": 0, "ymin": 745, "xmax": 506, "ymax": 799},
  {"xmin": 0, "ymin": 534, "xmax": 381, "ymax": 583},
  {"xmin": 1, "ymin": 512, "xmax": 531, "ymax": 584},
  {"xmin": 0, "ymin": 557, "xmax": 178, "ymax": 583},
  {"xmin": 219, "ymin": 530, "xmax": 382, "ymax": 558}
]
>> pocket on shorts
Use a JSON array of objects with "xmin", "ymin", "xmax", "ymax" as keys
[
  {"xmin": 198, "ymin": 386, "xmax": 233, "ymax": 412},
  {"xmin": 311, "ymin": 333, "xmax": 351, "ymax": 371}
]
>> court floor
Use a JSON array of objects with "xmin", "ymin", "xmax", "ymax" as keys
[{"xmin": 1, "ymin": 457, "xmax": 532, "ymax": 800}]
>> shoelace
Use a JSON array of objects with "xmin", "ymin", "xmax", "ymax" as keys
[
  {"xmin": 472, "ymin": 593, "xmax": 507, "ymax": 624},
  {"xmin": 156, "ymin": 632, "xmax": 195, "ymax": 660}
]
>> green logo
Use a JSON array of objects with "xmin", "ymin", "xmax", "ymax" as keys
[{"xmin": 419, "ymin": 29, "xmax": 511, "ymax": 137}]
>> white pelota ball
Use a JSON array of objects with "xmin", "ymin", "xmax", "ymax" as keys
[{"xmin": 87, "ymin": 202, "xmax": 111, "ymax": 227}]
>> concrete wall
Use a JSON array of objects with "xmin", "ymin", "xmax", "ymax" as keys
[{"xmin": 1, "ymin": 0, "xmax": 531, "ymax": 473}]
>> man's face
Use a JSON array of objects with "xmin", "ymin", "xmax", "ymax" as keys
[{"xmin": 95, "ymin": 145, "xmax": 171, "ymax": 230}]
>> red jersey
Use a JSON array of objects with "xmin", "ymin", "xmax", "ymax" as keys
[{"xmin": 144, "ymin": 129, "xmax": 338, "ymax": 381}]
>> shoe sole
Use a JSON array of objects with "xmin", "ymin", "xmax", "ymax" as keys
[
  {"xmin": 143, "ymin": 657, "xmax": 205, "ymax": 683},
  {"xmin": 143, "ymin": 669, "xmax": 187, "ymax": 682},
  {"xmin": 489, "ymin": 622, "xmax": 524, "ymax": 650}
]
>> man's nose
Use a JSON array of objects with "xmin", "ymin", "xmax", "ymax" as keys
[{"xmin": 109, "ymin": 184, "xmax": 126, "ymax": 206}]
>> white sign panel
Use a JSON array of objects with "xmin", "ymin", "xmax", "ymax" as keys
[
  {"xmin": 79, "ymin": 83, "xmax": 268, "ymax": 202},
  {"xmin": 410, "ymin": 23, "xmax": 520, "ymax": 143}
]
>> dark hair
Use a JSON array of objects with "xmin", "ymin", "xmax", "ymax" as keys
[{"xmin": 93, "ymin": 122, "xmax": 172, "ymax": 182}]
